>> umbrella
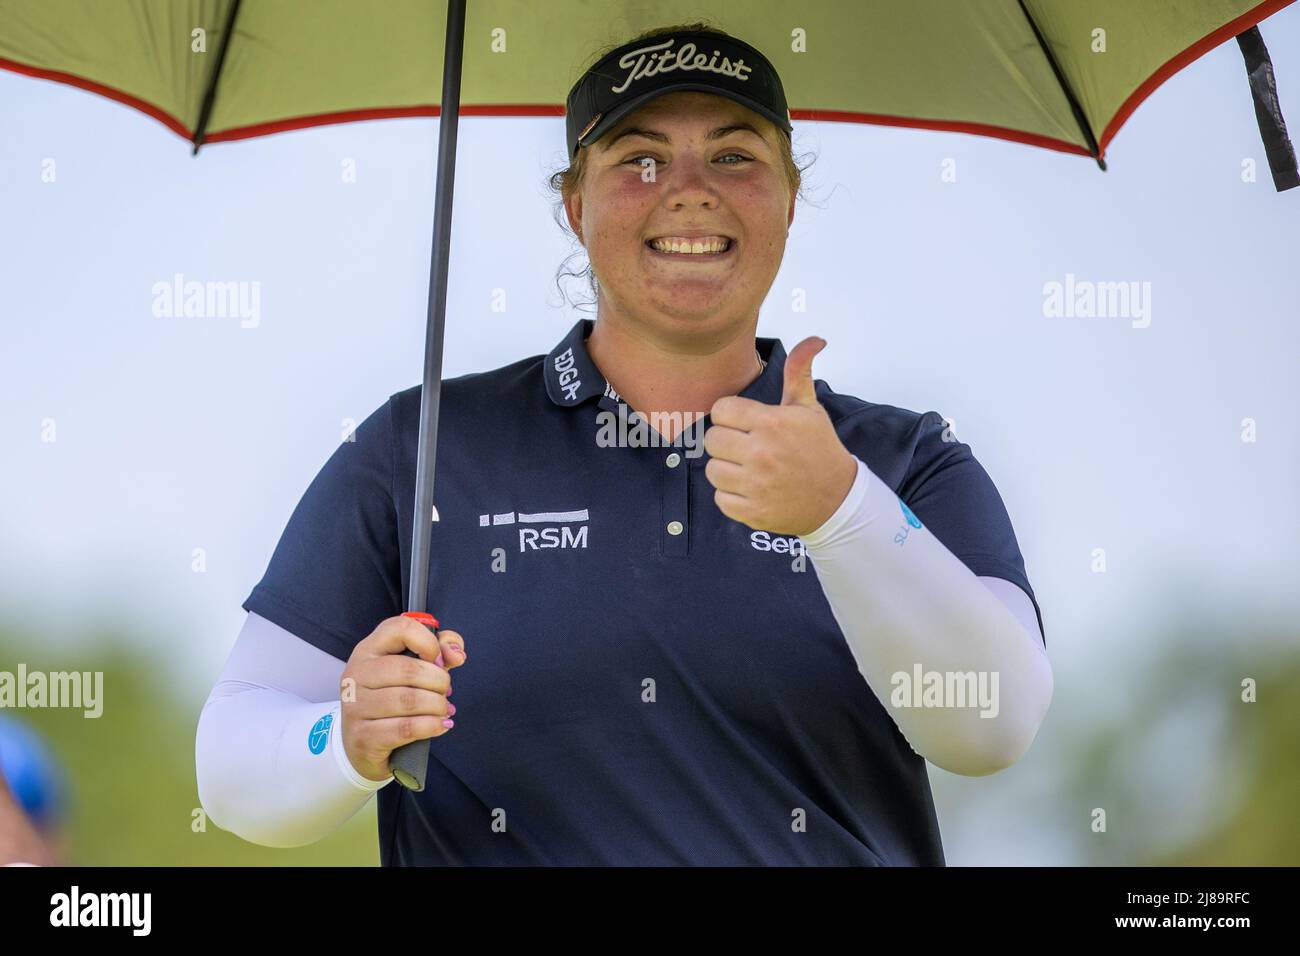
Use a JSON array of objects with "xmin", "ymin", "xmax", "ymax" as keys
[{"xmin": 3, "ymin": 0, "xmax": 1295, "ymax": 791}]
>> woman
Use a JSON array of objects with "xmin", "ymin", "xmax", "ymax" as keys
[{"xmin": 196, "ymin": 22, "xmax": 1052, "ymax": 865}]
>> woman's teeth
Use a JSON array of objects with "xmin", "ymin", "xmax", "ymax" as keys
[{"xmin": 648, "ymin": 237, "xmax": 732, "ymax": 254}]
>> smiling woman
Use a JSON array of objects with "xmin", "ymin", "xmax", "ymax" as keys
[
  {"xmin": 198, "ymin": 19, "xmax": 1051, "ymax": 868},
  {"xmin": 548, "ymin": 22, "xmax": 814, "ymax": 316}
]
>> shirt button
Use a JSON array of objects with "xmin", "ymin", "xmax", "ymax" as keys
[
  {"xmin": 665, "ymin": 452, "xmax": 681, "ymax": 468},
  {"xmin": 666, "ymin": 520, "xmax": 684, "ymax": 536}
]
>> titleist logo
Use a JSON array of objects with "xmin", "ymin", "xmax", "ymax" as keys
[{"xmin": 611, "ymin": 38, "xmax": 752, "ymax": 94}]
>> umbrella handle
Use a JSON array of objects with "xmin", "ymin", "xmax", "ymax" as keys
[{"xmin": 388, "ymin": 611, "xmax": 444, "ymax": 791}]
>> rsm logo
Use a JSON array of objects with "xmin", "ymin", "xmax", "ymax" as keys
[
  {"xmin": 520, "ymin": 525, "xmax": 588, "ymax": 552},
  {"xmin": 479, "ymin": 509, "xmax": 590, "ymax": 553}
]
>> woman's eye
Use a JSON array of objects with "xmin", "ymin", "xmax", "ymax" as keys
[{"xmin": 624, "ymin": 152, "xmax": 752, "ymax": 167}]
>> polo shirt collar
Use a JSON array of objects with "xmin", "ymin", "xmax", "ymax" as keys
[{"xmin": 544, "ymin": 318, "xmax": 787, "ymax": 408}]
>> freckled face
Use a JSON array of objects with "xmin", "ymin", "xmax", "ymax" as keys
[{"xmin": 565, "ymin": 91, "xmax": 795, "ymax": 341}]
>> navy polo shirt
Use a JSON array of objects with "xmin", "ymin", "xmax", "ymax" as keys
[{"xmin": 243, "ymin": 317, "xmax": 1044, "ymax": 866}]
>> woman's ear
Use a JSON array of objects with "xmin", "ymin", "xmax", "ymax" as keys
[{"xmin": 564, "ymin": 192, "xmax": 584, "ymax": 245}]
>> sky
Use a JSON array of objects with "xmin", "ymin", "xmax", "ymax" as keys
[{"xmin": 1, "ymin": 8, "xmax": 1298, "ymax": 864}]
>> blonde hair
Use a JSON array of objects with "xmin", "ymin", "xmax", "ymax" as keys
[{"xmin": 548, "ymin": 21, "xmax": 815, "ymax": 312}]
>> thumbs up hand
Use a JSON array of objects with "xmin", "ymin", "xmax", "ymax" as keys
[{"xmin": 703, "ymin": 336, "xmax": 859, "ymax": 537}]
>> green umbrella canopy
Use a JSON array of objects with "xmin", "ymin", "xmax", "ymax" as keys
[{"xmin": 0, "ymin": 0, "xmax": 1294, "ymax": 168}]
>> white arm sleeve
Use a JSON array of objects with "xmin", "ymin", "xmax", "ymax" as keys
[
  {"xmin": 800, "ymin": 456, "xmax": 1053, "ymax": 776},
  {"xmin": 195, "ymin": 612, "xmax": 391, "ymax": 849}
]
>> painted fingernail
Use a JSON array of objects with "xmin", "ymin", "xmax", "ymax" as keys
[
  {"xmin": 441, "ymin": 718, "xmax": 455, "ymax": 728},
  {"xmin": 447, "ymin": 702, "xmax": 457, "ymax": 715}
]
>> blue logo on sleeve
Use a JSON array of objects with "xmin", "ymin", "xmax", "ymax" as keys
[
  {"xmin": 894, "ymin": 499, "xmax": 923, "ymax": 547},
  {"xmin": 308, "ymin": 713, "xmax": 334, "ymax": 755}
]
